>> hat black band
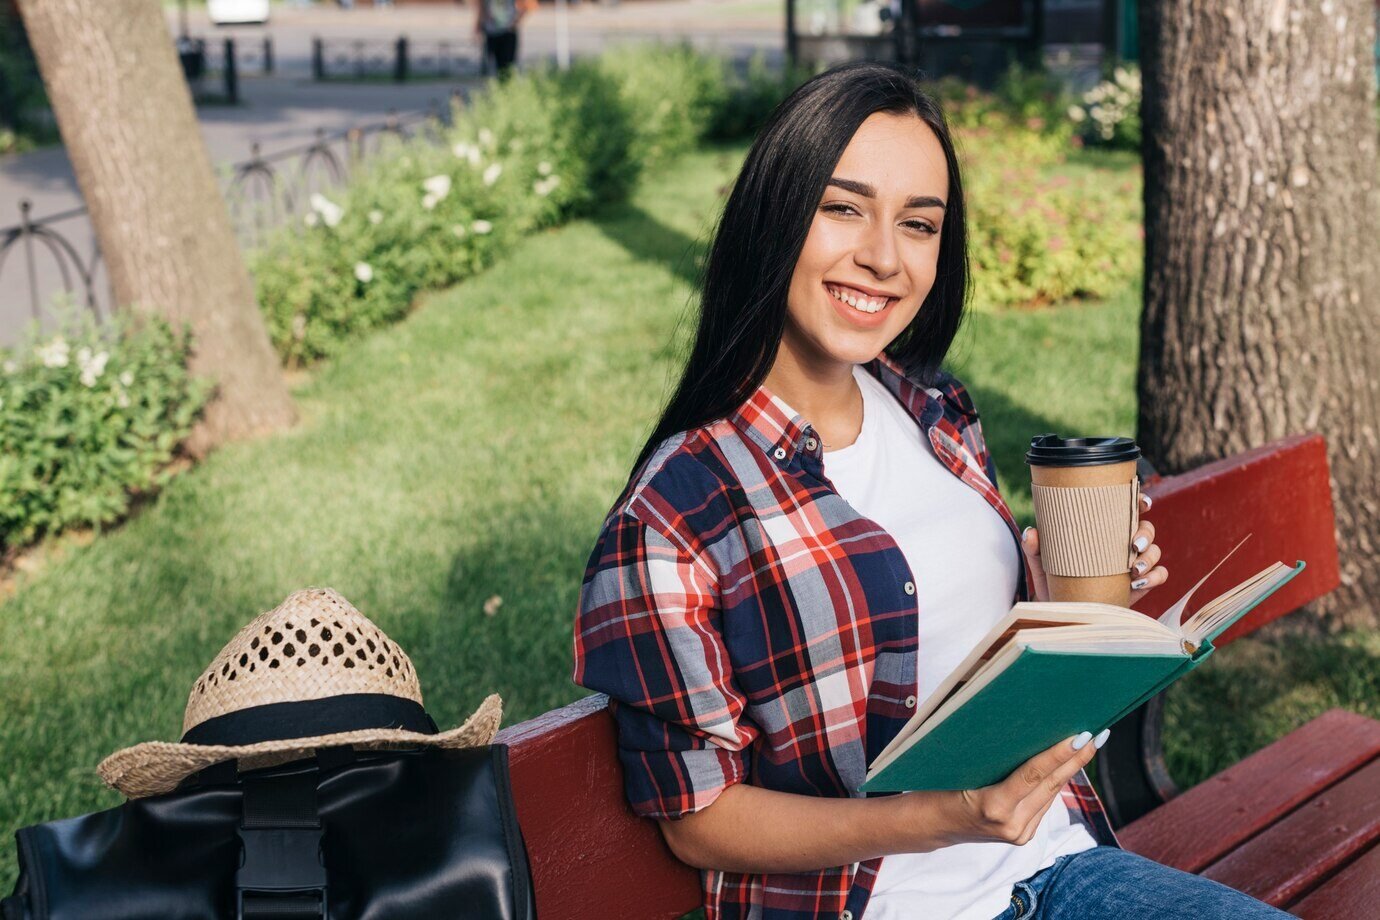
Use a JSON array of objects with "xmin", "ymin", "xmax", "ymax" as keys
[{"xmin": 181, "ymin": 693, "xmax": 440, "ymax": 747}]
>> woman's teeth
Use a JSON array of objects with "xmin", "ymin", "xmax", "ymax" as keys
[{"xmin": 827, "ymin": 284, "xmax": 890, "ymax": 314}]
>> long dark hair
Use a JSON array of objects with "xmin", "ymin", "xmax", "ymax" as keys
[{"xmin": 631, "ymin": 60, "xmax": 971, "ymax": 476}]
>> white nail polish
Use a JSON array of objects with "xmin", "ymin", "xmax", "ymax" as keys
[
  {"xmin": 1134, "ymin": 561, "xmax": 1148, "ymax": 574},
  {"xmin": 1133, "ymin": 536, "xmax": 1149, "ymax": 553},
  {"xmin": 1131, "ymin": 577, "xmax": 1148, "ymax": 590},
  {"xmin": 1093, "ymin": 729, "xmax": 1111, "ymax": 749},
  {"xmin": 1142, "ymin": 494, "xmax": 1153, "ymax": 510},
  {"xmin": 1070, "ymin": 731, "xmax": 1093, "ymax": 751}
]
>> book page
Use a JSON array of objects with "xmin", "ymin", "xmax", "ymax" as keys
[{"xmin": 1156, "ymin": 533, "xmax": 1254, "ymax": 631}]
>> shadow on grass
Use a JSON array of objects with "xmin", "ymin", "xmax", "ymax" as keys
[{"xmin": 592, "ymin": 201, "xmax": 709, "ymax": 291}]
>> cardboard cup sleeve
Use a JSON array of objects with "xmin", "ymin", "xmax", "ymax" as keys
[{"xmin": 1030, "ymin": 478, "xmax": 1140, "ymax": 578}]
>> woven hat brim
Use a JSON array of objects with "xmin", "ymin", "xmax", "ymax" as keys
[{"xmin": 97, "ymin": 693, "xmax": 502, "ymax": 799}]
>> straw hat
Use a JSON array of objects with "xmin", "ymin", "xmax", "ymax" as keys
[{"xmin": 98, "ymin": 587, "xmax": 502, "ymax": 799}]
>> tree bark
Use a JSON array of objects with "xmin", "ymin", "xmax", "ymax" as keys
[
  {"xmin": 1139, "ymin": 0, "xmax": 1380, "ymax": 629},
  {"xmin": 16, "ymin": 0, "xmax": 295, "ymax": 453}
]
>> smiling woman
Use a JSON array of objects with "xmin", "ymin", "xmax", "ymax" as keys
[{"xmin": 572, "ymin": 61, "xmax": 1274, "ymax": 920}]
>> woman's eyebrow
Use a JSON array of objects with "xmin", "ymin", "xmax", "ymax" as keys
[{"xmin": 826, "ymin": 176, "xmax": 946, "ymax": 210}]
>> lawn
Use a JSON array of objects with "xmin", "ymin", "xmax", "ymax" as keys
[{"xmin": 2, "ymin": 137, "xmax": 1376, "ymax": 892}]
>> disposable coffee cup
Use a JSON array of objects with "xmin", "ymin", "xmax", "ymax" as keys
[{"xmin": 1025, "ymin": 434, "xmax": 1142, "ymax": 607}]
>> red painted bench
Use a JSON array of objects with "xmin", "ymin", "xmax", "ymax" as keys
[{"xmin": 496, "ymin": 433, "xmax": 1373, "ymax": 918}]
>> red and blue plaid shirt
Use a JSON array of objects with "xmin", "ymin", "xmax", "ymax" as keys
[{"xmin": 573, "ymin": 351, "xmax": 1118, "ymax": 920}]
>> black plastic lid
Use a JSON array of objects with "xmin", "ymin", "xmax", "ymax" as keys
[{"xmin": 1025, "ymin": 433, "xmax": 1141, "ymax": 467}]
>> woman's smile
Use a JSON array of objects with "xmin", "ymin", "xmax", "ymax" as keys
[{"xmin": 825, "ymin": 280, "xmax": 899, "ymax": 327}]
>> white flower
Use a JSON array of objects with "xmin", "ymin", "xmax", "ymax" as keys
[
  {"xmin": 2, "ymin": 359, "xmax": 17, "ymax": 374},
  {"xmin": 537, "ymin": 160, "xmax": 553, "ymax": 176},
  {"xmin": 470, "ymin": 219, "xmax": 492, "ymax": 234},
  {"xmin": 451, "ymin": 223, "xmax": 467, "ymax": 238},
  {"xmin": 36, "ymin": 336, "xmax": 69, "ymax": 369},
  {"xmin": 368, "ymin": 209, "xmax": 384, "ymax": 225},
  {"xmin": 534, "ymin": 175, "xmax": 561, "ymax": 197},
  {"xmin": 354, "ymin": 262, "xmax": 374, "ymax": 283},
  {"xmin": 422, "ymin": 174, "xmax": 452, "ymax": 200},
  {"xmin": 119, "ymin": 370, "xmax": 135, "ymax": 387},
  {"xmin": 77, "ymin": 348, "xmax": 108, "ymax": 387},
  {"xmin": 309, "ymin": 193, "xmax": 343, "ymax": 228},
  {"xmin": 466, "ymin": 146, "xmax": 483, "ymax": 168},
  {"xmin": 304, "ymin": 212, "xmax": 319, "ymax": 227},
  {"xmin": 1067, "ymin": 104, "xmax": 1086, "ymax": 123},
  {"xmin": 422, "ymin": 193, "xmax": 439, "ymax": 210},
  {"xmin": 482, "ymin": 162, "xmax": 503, "ymax": 186},
  {"xmin": 452, "ymin": 141, "xmax": 473, "ymax": 160},
  {"xmin": 115, "ymin": 389, "xmax": 130, "ymax": 409},
  {"xmin": 478, "ymin": 127, "xmax": 495, "ymax": 150}
]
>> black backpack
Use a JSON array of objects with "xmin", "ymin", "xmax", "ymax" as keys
[{"xmin": 3, "ymin": 744, "xmax": 535, "ymax": 919}]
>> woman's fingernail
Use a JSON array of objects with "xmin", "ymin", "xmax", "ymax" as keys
[
  {"xmin": 1071, "ymin": 731, "xmax": 1093, "ymax": 751},
  {"xmin": 1132, "ymin": 577, "xmax": 1148, "ymax": 590},
  {"xmin": 1142, "ymin": 494, "xmax": 1153, "ymax": 510},
  {"xmin": 1134, "ymin": 560, "xmax": 1148, "ymax": 574},
  {"xmin": 1093, "ymin": 729, "xmax": 1112, "ymax": 749},
  {"xmin": 1022, "ymin": 527, "xmax": 1033, "ymax": 544},
  {"xmin": 1133, "ymin": 536, "xmax": 1149, "ymax": 553}
]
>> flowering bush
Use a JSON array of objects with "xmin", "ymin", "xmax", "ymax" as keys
[
  {"xmin": 1067, "ymin": 65, "xmax": 1142, "ymax": 150},
  {"xmin": 0, "ymin": 310, "xmax": 210, "ymax": 550},
  {"xmin": 252, "ymin": 42, "xmax": 777, "ymax": 366},
  {"xmin": 962, "ymin": 125, "xmax": 1142, "ymax": 310}
]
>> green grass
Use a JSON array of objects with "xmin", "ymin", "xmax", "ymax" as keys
[{"xmin": 1, "ymin": 138, "xmax": 1375, "ymax": 892}]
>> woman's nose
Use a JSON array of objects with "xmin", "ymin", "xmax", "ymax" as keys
[{"xmin": 854, "ymin": 220, "xmax": 900, "ymax": 279}]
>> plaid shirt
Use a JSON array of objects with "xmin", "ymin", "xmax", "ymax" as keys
[{"xmin": 573, "ymin": 351, "xmax": 1118, "ymax": 920}]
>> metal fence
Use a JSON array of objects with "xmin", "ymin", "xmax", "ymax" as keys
[
  {"xmin": 311, "ymin": 36, "xmax": 482, "ymax": 82},
  {"xmin": 0, "ymin": 100, "xmax": 455, "ymax": 337}
]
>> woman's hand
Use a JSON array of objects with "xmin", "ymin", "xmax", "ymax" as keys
[
  {"xmin": 1020, "ymin": 491, "xmax": 1167, "ymax": 607},
  {"xmin": 920, "ymin": 731, "xmax": 1106, "ymax": 847}
]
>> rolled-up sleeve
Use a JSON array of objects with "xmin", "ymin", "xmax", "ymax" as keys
[{"xmin": 573, "ymin": 510, "xmax": 759, "ymax": 820}]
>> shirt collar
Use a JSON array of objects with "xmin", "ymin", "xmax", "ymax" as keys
[{"xmin": 726, "ymin": 351, "xmax": 947, "ymax": 468}]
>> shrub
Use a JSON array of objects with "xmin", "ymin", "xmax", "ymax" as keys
[
  {"xmin": 962, "ymin": 125, "xmax": 1142, "ymax": 310},
  {"xmin": 251, "ymin": 43, "xmax": 743, "ymax": 366},
  {"xmin": 0, "ymin": 309, "xmax": 210, "ymax": 550},
  {"xmin": 1067, "ymin": 65, "xmax": 1142, "ymax": 150}
]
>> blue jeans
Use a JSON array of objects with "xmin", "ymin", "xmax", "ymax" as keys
[{"xmin": 990, "ymin": 847, "xmax": 1292, "ymax": 919}]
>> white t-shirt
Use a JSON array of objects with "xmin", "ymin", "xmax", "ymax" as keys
[{"xmin": 822, "ymin": 364, "xmax": 1096, "ymax": 920}]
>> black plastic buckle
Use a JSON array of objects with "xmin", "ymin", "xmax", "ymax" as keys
[{"xmin": 235, "ymin": 766, "xmax": 328, "ymax": 920}]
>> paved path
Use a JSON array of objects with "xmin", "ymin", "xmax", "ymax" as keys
[{"xmin": 0, "ymin": 0, "xmax": 784, "ymax": 345}]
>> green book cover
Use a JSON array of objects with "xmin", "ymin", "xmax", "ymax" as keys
[
  {"xmin": 859, "ymin": 648, "xmax": 1192, "ymax": 793},
  {"xmin": 860, "ymin": 559, "xmax": 1306, "ymax": 794}
]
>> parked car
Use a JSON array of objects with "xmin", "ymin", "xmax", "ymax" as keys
[{"xmin": 207, "ymin": 0, "xmax": 271, "ymax": 26}]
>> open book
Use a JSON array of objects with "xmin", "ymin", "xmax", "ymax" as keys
[{"xmin": 860, "ymin": 535, "xmax": 1306, "ymax": 793}]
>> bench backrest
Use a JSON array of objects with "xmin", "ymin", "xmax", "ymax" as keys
[{"xmin": 496, "ymin": 433, "xmax": 1341, "ymax": 918}]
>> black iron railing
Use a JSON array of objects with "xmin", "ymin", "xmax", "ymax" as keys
[{"xmin": 0, "ymin": 98, "xmax": 456, "ymax": 333}]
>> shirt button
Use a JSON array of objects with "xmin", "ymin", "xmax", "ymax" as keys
[
  {"xmin": 904, "ymin": 581, "xmax": 916, "ymax": 595},
  {"xmin": 805, "ymin": 437, "xmax": 818, "ymax": 451},
  {"xmin": 905, "ymin": 695, "xmax": 917, "ymax": 708},
  {"xmin": 840, "ymin": 912, "xmax": 854, "ymax": 920},
  {"xmin": 773, "ymin": 447, "xmax": 787, "ymax": 461}
]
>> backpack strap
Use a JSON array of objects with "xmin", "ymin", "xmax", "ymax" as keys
[{"xmin": 236, "ymin": 767, "xmax": 328, "ymax": 920}]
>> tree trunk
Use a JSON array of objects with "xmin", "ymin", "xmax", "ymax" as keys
[
  {"xmin": 1138, "ymin": 0, "xmax": 1380, "ymax": 629},
  {"xmin": 15, "ymin": 0, "xmax": 295, "ymax": 453}
]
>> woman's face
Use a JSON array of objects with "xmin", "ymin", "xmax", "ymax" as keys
[{"xmin": 783, "ymin": 111, "xmax": 950, "ymax": 370}]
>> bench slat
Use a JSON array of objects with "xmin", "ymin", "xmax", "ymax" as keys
[
  {"xmin": 1200, "ymin": 754, "xmax": 1380, "ymax": 906},
  {"xmin": 1132, "ymin": 433, "xmax": 1338, "ymax": 645},
  {"xmin": 1118, "ymin": 709, "xmax": 1380, "ymax": 872},
  {"xmin": 498, "ymin": 694, "xmax": 701, "ymax": 919},
  {"xmin": 1289, "ymin": 840, "xmax": 1380, "ymax": 918}
]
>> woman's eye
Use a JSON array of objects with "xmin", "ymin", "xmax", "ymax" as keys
[
  {"xmin": 821, "ymin": 204, "xmax": 935, "ymax": 235},
  {"xmin": 905, "ymin": 221, "xmax": 938, "ymax": 234}
]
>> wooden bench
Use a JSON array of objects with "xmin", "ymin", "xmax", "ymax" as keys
[{"xmin": 496, "ymin": 433, "xmax": 1375, "ymax": 918}]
